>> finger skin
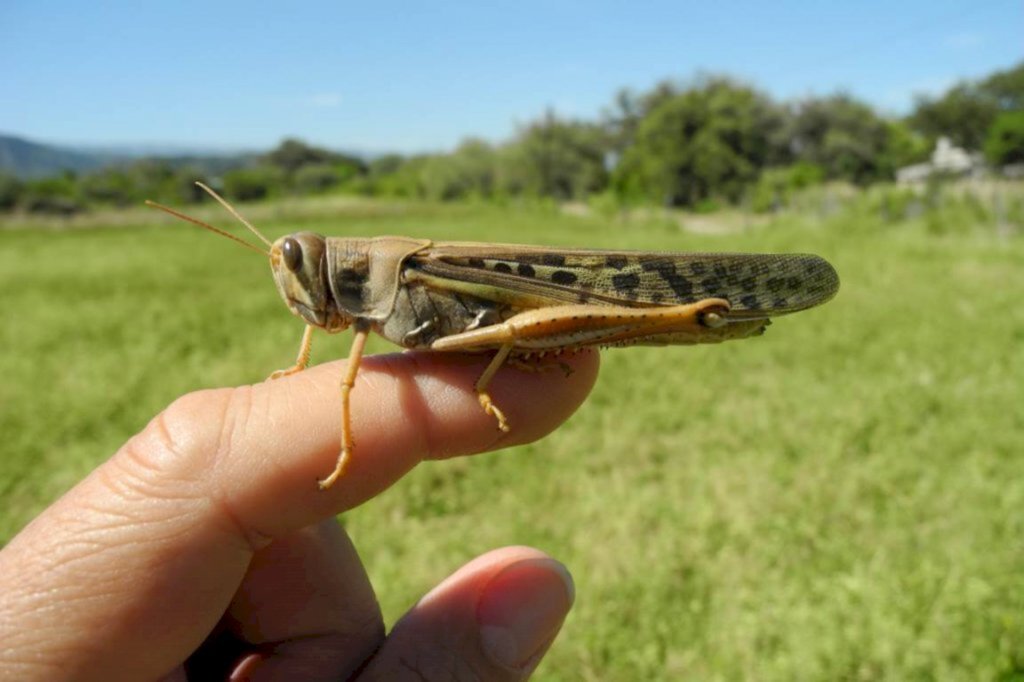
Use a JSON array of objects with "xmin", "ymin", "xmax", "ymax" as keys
[
  {"xmin": 0, "ymin": 350, "xmax": 597, "ymax": 681},
  {"xmin": 224, "ymin": 519, "xmax": 381, "ymax": 648},
  {"xmin": 358, "ymin": 547, "xmax": 575, "ymax": 682},
  {"xmin": 218, "ymin": 518, "xmax": 382, "ymax": 675},
  {"xmin": 183, "ymin": 519, "xmax": 384, "ymax": 681}
]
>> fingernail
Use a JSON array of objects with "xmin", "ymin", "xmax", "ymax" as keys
[
  {"xmin": 477, "ymin": 557, "xmax": 575, "ymax": 671},
  {"xmin": 228, "ymin": 653, "xmax": 263, "ymax": 682}
]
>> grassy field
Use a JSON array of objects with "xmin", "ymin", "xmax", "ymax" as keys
[{"xmin": 1, "ymin": 192, "xmax": 1022, "ymax": 680}]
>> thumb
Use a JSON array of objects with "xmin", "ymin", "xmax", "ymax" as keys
[{"xmin": 357, "ymin": 547, "xmax": 575, "ymax": 681}]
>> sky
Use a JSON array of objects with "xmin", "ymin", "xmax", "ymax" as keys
[{"xmin": 1, "ymin": 0, "xmax": 1021, "ymax": 154}]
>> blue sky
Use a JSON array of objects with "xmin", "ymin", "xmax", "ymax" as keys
[{"xmin": 1, "ymin": 0, "xmax": 1020, "ymax": 154}]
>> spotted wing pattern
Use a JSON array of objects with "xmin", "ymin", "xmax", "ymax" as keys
[{"xmin": 413, "ymin": 244, "xmax": 839, "ymax": 318}]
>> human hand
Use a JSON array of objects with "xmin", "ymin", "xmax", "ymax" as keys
[{"xmin": 0, "ymin": 350, "xmax": 598, "ymax": 681}]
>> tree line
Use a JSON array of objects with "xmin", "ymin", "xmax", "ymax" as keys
[{"xmin": 2, "ymin": 61, "xmax": 1021, "ymax": 216}]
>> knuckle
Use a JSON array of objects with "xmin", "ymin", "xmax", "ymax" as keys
[
  {"xmin": 108, "ymin": 386, "xmax": 252, "ymax": 510},
  {"xmin": 137, "ymin": 386, "xmax": 246, "ymax": 479},
  {"xmin": 111, "ymin": 385, "xmax": 276, "ymax": 553},
  {"xmin": 160, "ymin": 387, "xmax": 237, "ymax": 449}
]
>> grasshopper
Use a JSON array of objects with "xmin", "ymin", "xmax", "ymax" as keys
[{"xmin": 148, "ymin": 185, "xmax": 839, "ymax": 489}]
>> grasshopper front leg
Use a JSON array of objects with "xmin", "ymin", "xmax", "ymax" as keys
[
  {"xmin": 269, "ymin": 324, "xmax": 315, "ymax": 379},
  {"xmin": 318, "ymin": 322, "xmax": 370, "ymax": 490}
]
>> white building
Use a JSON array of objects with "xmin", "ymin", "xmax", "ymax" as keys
[{"xmin": 896, "ymin": 137, "xmax": 985, "ymax": 184}]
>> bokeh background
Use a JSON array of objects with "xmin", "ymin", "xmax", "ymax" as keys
[{"xmin": 2, "ymin": 2, "xmax": 1022, "ymax": 679}]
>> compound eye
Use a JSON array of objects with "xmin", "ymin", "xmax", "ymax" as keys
[{"xmin": 282, "ymin": 237, "xmax": 302, "ymax": 272}]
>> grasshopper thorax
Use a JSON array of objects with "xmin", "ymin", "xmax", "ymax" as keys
[{"xmin": 270, "ymin": 231, "xmax": 351, "ymax": 332}]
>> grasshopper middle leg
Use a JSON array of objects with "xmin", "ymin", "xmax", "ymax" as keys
[{"xmin": 475, "ymin": 345, "xmax": 513, "ymax": 433}]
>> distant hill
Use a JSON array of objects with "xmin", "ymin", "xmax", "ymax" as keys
[
  {"xmin": 0, "ymin": 134, "xmax": 124, "ymax": 178},
  {"xmin": 0, "ymin": 133, "xmax": 257, "ymax": 179}
]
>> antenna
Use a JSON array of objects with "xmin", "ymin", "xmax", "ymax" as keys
[
  {"xmin": 144, "ymin": 200, "xmax": 270, "ymax": 257},
  {"xmin": 195, "ymin": 182, "xmax": 273, "ymax": 248}
]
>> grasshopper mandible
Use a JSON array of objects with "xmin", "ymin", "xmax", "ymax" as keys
[{"xmin": 148, "ymin": 185, "xmax": 839, "ymax": 489}]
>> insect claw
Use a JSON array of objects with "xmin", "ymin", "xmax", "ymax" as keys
[
  {"xmin": 478, "ymin": 392, "xmax": 510, "ymax": 432},
  {"xmin": 269, "ymin": 366, "xmax": 298, "ymax": 380},
  {"xmin": 318, "ymin": 448, "xmax": 350, "ymax": 490}
]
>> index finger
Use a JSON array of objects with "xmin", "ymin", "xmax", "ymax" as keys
[{"xmin": 145, "ymin": 348, "xmax": 599, "ymax": 540}]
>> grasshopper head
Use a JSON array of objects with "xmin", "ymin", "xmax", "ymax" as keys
[{"xmin": 270, "ymin": 232, "xmax": 351, "ymax": 332}]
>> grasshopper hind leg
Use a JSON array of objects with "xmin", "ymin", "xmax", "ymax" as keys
[{"xmin": 270, "ymin": 325, "xmax": 315, "ymax": 379}]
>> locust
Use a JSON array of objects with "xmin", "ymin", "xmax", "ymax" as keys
[{"xmin": 147, "ymin": 185, "xmax": 839, "ymax": 489}]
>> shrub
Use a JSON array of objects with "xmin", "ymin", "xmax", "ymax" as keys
[
  {"xmin": 985, "ymin": 111, "xmax": 1024, "ymax": 166},
  {"xmin": 293, "ymin": 164, "xmax": 341, "ymax": 194},
  {"xmin": 222, "ymin": 166, "xmax": 285, "ymax": 202},
  {"xmin": 0, "ymin": 173, "xmax": 23, "ymax": 211},
  {"xmin": 79, "ymin": 169, "xmax": 136, "ymax": 206},
  {"xmin": 21, "ymin": 176, "xmax": 84, "ymax": 215}
]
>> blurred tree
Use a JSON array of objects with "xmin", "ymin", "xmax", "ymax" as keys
[
  {"xmin": 0, "ymin": 173, "xmax": 24, "ymax": 211},
  {"xmin": 262, "ymin": 138, "xmax": 366, "ymax": 177},
  {"xmin": 500, "ymin": 111, "xmax": 609, "ymax": 200},
  {"xmin": 367, "ymin": 155, "xmax": 430, "ymax": 198},
  {"xmin": 787, "ymin": 94, "xmax": 893, "ymax": 184},
  {"xmin": 172, "ymin": 166, "xmax": 211, "ymax": 203},
  {"xmin": 79, "ymin": 168, "xmax": 136, "ymax": 206},
  {"xmin": 880, "ymin": 119, "xmax": 930, "ymax": 172},
  {"xmin": 263, "ymin": 138, "xmax": 333, "ymax": 173},
  {"xmin": 603, "ymin": 88, "xmax": 644, "ymax": 160},
  {"xmin": 294, "ymin": 163, "xmax": 341, "ymax": 194},
  {"xmin": 908, "ymin": 84, "xmax": 999, "ymax": 151},
  {"xmin": 982, "ymin": 61, "xmax": 1024, "ymax": 111},
  {"xmin": 21, "ymin": 174, "xmax": 83, "ymax": 215},
  {"xmin": 615, "ymin": 77, "xmax": 786, "ymax": 206},
  {"xmin": 984, "ymin": 111, "xmax": 1024, "ymax": 166},
  {"xmin": 331, "ymin": 160, "xmax": 362, "ymax": 186},
  {"xmin": 908, "ymin": 61, "xmax": 1023, "ymax": 150},
  {"xmin": 418, "ymin": 155, "xmax": 461, "ymax": 201},
  {"xmin": 119, "ymin": 159, "xmax": 178, "ymax": 203},
  {"xmin": 129, "ymin": 158, "xmax": 175, "ymax": 186},
  {"xmin": 222, "ymin": 166, "xmax": 285, "ymax": 201},
  {"xmin": 748, "ymin": 162, "xmax": 825, "ymax": 213},
  {"xmin": 453, "ymin": 138, "xmax": 499, "ymax": 198},
  {"xmin": 368, "ymin": 154, "xmax": 405, "ymax": 179},
  {"xmin": 602, "ymin": 81, "xmax": 680, "ymax": 158},
  {"xmin": 356, "ymin": 154, "xmax": 404, "ymax": 195},
  {"xmin": 419, "ymin": 138, "xmax": 498, "ymax": 201}
]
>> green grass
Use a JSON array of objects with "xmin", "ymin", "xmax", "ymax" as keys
[{"xmin": 2, "ymin": 195, "xmax": 1023, "ymax": 680}]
